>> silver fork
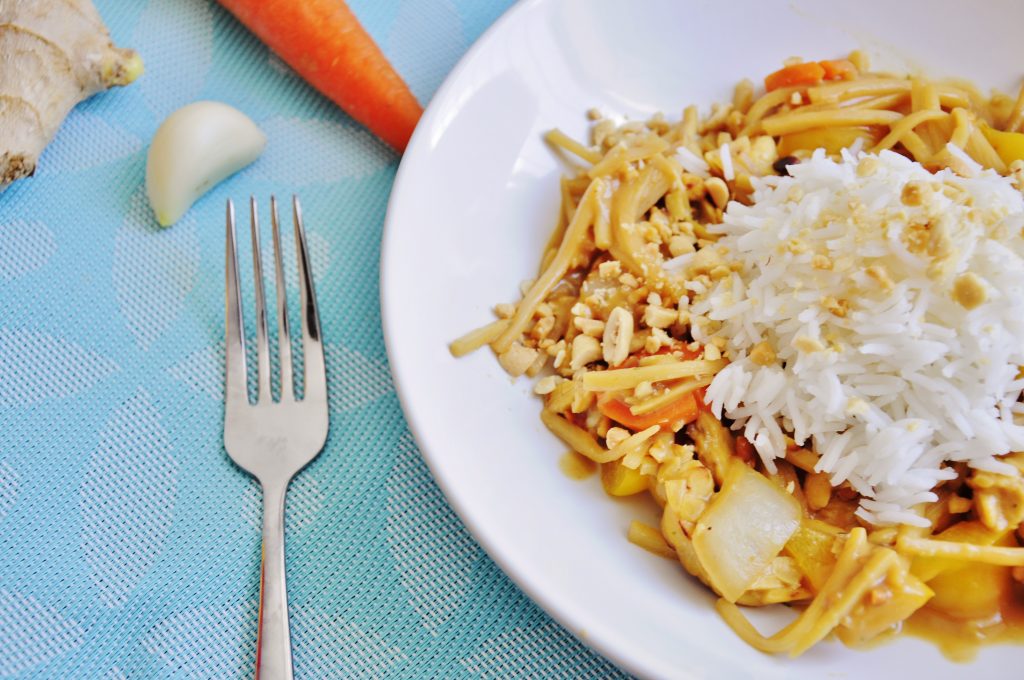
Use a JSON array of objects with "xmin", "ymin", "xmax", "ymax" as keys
[{"xmin": 224, "ymin": 196, "xmax": 329, "ymax": 680}]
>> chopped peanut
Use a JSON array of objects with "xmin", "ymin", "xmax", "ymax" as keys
[
  {"xmin": 494, "ymin": 302, "xmax": 515, "ymax": 319},
  {"xmin": 574, "ymin": 317, "xmax": 605, "ymax": 337},
  {"xmin": 598, "ymin": 260, "xmax": 622, "ymax": 278},
  {"xmin": 605, "ymin": 426, "xmax": 630, "ymax": 449},
  {"xmin": 952, "ymin": 272, "xmax": 987, "ymax": 310},
  {"xmin": 668, "ymin": 234, "xmax": 696, "ymax": 257},
  {"xmin": 690, "ymin": 246, "xmax": 724, "ymax": 275},
  {"xmin": 749, "ymin": 340, "xmax": 776, "ymax": 366},
  {"xmin": 571, "ymin": 301, "xmax": 593, "ymax": 318},
  {"xmin": 705, "ymin": 177, "xmax": 730, "ymax": 209},
  {"xmin": 603, "ymin": 307, "xmax": 634, "ymax": 366},
  {"xmin": 618, "ymin": 272, "xmax": 639, "ymax": 288},
  {"xmin": 644, "ymin": 327, "xmax": 672, "ymax": 353},
  {"xmin": 497, "ymin": 342, "xmax": 538, "ymax": 377},
  {"xmin": 900, "ymin": 180, "xmax": 928, "ymax": 206},
  {"xmin": 570, "ymin": 334, "xmax": 602, "ymax": 371},
  {"xmin": 533, "ymin": 375, "xmax": 563, "ymax": 395},
  {"xmin": 531, "ymin": 315, "xmax": 554, "ymax": 340},
  {"xmin": 856, "ymin": 157, "xmax": 879, "ymax": 177},
  {"xmin": 644, "ymin": 304, "xmax": 678, "ymax": 329}
]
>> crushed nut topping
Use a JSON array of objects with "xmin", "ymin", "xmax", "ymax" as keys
[
  {"xmin": 498, "ymin": 342, "xmax": 539, "ymax": 377},
  {"xmin": 749, "ymin": 340, "xmax": 776, "ymax": 366},
  {"xmin": 533, "ymin": 375, "xmax": 563, "ymax": 395},
  {"xmin": 574, "ymin": 317, "xmax": 605, "ymax": 337},
  {"xmin": 952, "ymin": 272, "xmax": 987, "ymax": 310},
  {"xmin": 603, "ymin": 307, "xmax": 634, "ymax": 366},
  {"xmin": 570, "ymin": 334, "xmax": 602, "ymax": 371}
]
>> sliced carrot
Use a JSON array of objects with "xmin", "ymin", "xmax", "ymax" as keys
[
  {"xmin": 764, "ymin": 62, "xmax": 826, "ymax": 92},
  {"xmin": 820, "ymin": 59, "xmax": 858, "ymax": 81},
  {"xmin": 693, "ymin": 386, "xmax": 711, "ymax": 412},
  {"xmin": 218, "ymin": 0, "xmax": 423, "ymax": 152},
  {"xmin": 598, "ymin": 392, "xmax": 699, "ymax": 431}
]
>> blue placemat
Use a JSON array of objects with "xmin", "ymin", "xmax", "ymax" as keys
[{"xmin": 0, "ymin": 1, "xmax": 628, "ymax": 677}]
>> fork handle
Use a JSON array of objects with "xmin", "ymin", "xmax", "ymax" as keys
[{"xmin": 256, "ymin": 479, "xmax": 293, "ymax": 680}]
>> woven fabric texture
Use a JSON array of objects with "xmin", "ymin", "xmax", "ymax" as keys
[{"xmin": 0, "ymin": 1, "xmax": 627, "ymax": 677}]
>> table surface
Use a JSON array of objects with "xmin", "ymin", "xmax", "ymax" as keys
[{"xmin": 0, "ymin": 1, "xmax": 627, "ymax": 677}]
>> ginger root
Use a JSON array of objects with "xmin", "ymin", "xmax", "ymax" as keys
[{"xmin": 0, "ymin": 0, "xmax": 143, "ymax": 187}]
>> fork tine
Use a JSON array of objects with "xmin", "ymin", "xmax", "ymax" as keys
[
  {"xmin": 292, "ymin": 196, "xmax": 326, "ymax": 404},
  {"xmin": 250, "ymin": 197, "xmax": 272, "ymax": 402},
  {"xmin": 271, "ymin": 196, "xmax": 295, "ymax": 401},
  {"xmin": 225, "ymin": 199, "xmax": 249, "ymax": 406}
]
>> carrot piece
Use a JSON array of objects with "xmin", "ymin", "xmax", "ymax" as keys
[
  {"xmin": 819, "ymin": 59, "xmax": 858, "ymax": 81},
  {"xmin": 693, "ymin": 386, "xmax": 711, "ymax": 412},
  {"xmin": 599, "ymin": 392, "xmax": 700, "ymax": 431},
  {"xmin": 218, "ymin": 0, "xmax": 423, "ymax": 152},
  {"xmin": 764, "ymin": 62, "xmax": 826, "ymax": 92}
]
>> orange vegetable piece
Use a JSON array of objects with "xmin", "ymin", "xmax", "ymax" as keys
[
  {"xmin": 218, "ymin": 0, "xmax": 423, "ymax": 152},
  {"xmin": 764, "ymin": 62, "xmax": 826, "ymax": 92},
  {"xmin": 820, "ymin": 59, "xmax": 858, "ymax": 81},
  {"xmin": 693, "ymin": 386, "xmax": 711, "ymax": 413},
  {"xmin": 598, "ymin": 392, "xmax": 700, "ymax": 431}
]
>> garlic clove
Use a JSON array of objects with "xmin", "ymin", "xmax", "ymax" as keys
[{"xmin": 146, "ymin": 101, "xmax": 266, "ymax": 227}]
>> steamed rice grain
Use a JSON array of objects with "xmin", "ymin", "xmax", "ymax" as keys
[{"xmin": 695, "ymin": 149, "xmax": 1024, "ymax": 525}]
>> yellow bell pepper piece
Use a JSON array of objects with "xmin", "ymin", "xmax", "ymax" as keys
[
  {"xmin": 980, "ymin": 123, "xmax": 1024, "ymax": 165},
  {"xmin": 919, "ymin": 524, "xmax": 1015, "ymax": 621},
  {"xmin": 928, "ymin": 560, "xmax": 1012, "ymax": 621},
  {"xmin": 600, "ymin": 460, "xmax": 649, "ymax": 497},
  {"xmin": 783, "ymin": 518, "xmax": 842, "ymax": 591}
]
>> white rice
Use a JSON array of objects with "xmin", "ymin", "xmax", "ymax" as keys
[
  {"xmin": 720, "ymin": 143, "xmax": 734, "ymax": 181},
  {"xmin": 692, "ymin": 149, "xmax": 1024, "ymax": 526},
  {"xmin": 676, "ymin": 147, "xmax": 710, "ymax": 177}
]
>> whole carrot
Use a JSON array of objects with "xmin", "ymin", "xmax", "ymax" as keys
[{"xmin": 219, "ymin": 0, "xmax": 423, "ymax": 152}]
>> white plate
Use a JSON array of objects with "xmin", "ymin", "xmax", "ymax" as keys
[{"xmin": 381, "ymin": 0, "xmax": 1023, "ymax": 677}]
